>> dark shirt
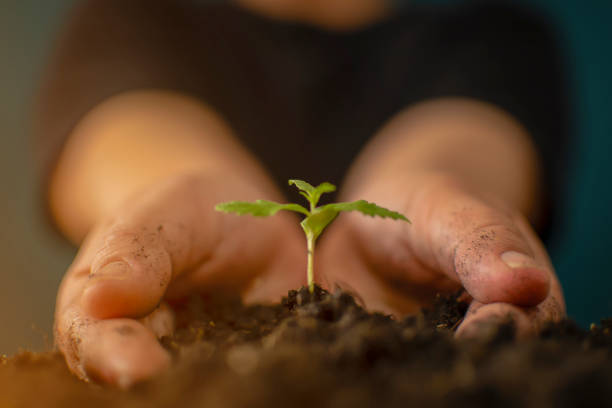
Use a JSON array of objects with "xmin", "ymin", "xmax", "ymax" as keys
[{"xmin": 34, "ymin": 0, "xmax": 569, "ymax": 236}]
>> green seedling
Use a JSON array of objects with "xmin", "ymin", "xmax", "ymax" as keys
[{"xmin": 215, "ymin": 179, "xmax": 410, "ymax": 293}]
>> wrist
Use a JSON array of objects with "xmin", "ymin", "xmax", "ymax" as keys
[
  {"xmin": 48, "ymin": 90, "xmax": 275, "ymax": 243},
  {"xmin": 340, "ymin": 169, "xmax": 523, "ymax": 227},
  {"xmin": 341, "ymin": 98, "xmax": 540, "ymax": 220}
]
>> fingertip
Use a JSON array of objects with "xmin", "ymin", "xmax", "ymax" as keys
[
  {"xmin": 461, "ymin": 248, "xmax": 551, "ymax": 307},
  {"xmin": 503, "ymin": 266, "xmax": 550, "ymax": 306},
  {"xmin": 498, "ymin": 250, "xmax": 551, "ymax": 306},
  {"xmin": 81, "ymin": 279, "xmax": 133, "ymax": 319},
  {"xmin": 81, "ymin": 261, "xmax": 168, "ymax": 319},
  {"xmin": 82, "ymin": 320, "xmax": 172, "ymax": 388},
  {"xmin": 81, "ymin": 261, "xmax": 133, "ymax": 319},
  {"xmin": 455, "ymin": 302, "xmax": 533, "ymax": 340},
  {"xmin": 139, "ymin": 302, "xmax": 176, "ymax": 338},
  {"xmin": 114, "ymin": 344, "xmax": 171, "ymax": 389},
  {"xmin": 81, "ymin": 278, "xmax": 168, "ymax": 320},
  {"xmin": 468, "ymin": 265, "xmax": 550, "ymax": 307}
]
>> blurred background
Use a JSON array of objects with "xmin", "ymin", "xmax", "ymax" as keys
[{"xmin": 1, "ymin": 0, "xmax": 611, "ymax": 355}]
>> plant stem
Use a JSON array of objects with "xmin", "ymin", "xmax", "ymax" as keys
[{"xmin": 307, "ymin": 234, "xmax": 315, "ymax": 293}]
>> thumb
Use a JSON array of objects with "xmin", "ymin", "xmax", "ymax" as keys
[
  {"xmin": 410, "ymin": 180, "xmax": 551, "ymax": 307},
  {"xmin": 80, "ymin": 224, "xmax": 174, "ymax": 319},
  {"xmin": 451, "ymin": 230, "xmax": 550, "ymax": 306},
  {"xmin": 77, "ymin": 173, "xmax": 231, "ymax": 319}
]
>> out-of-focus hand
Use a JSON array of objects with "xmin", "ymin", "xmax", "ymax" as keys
[
  {"xmin": 318, "ymin": 171, "xmax": 565, "ymax": 337},
  {"xmin": 54, "ymin": 172, "xmax": 305, "ymax": 387}
]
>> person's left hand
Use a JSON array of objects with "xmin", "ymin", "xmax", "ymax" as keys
[{"xmin": 316, "ymin": 172, "xmax": 565, "ymax": 337}]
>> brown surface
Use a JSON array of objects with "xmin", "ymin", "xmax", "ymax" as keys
[{"xmin": 1, "ymin": 287, "xmax": 611, "ymax": 408}]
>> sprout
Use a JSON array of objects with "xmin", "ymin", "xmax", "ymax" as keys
[{"xmin": 215, "ymin": 179, "xmax": 409, "ymax": 293}]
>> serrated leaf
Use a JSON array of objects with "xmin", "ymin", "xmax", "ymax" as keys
[
  {"xmin": 319, "ymin": 200, "xmax": 410, "ymax": 222},
  {"xmin": 215, "ymin": 200, "xmax": 310, "ymax": 217}
]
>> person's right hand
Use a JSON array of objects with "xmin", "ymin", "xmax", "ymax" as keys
[{"xmin": 54, "ymin": 172, "xmax": 306, "ymax": 387}]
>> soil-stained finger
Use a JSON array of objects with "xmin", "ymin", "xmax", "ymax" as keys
[{"xmin": 56, "ymin": 305, "xmax": 171, "ymax": 388}]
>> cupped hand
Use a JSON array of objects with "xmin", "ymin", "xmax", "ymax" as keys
[
  {"xmin": 317, "ymin": 172, "xmax": 565, "ymax": 337},
  {"xmin": 54, "ymin": 172, "xmax": 305, "ymax": 387}
]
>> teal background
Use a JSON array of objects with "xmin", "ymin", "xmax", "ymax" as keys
[
  {"xmin": 517, "ymin": 0, "xmax": 612, "ymax": 326},
  {"xmin": 0, "ymin": 0, "xmax": 610, "ymax": 354}
]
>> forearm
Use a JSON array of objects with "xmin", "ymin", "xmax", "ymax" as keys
[
  {"xmin": 341, "ymin": 98, "xmax": 541, "ymax": 221},
  {"xmin": 49, "ymin": 90, "xmax": 279, "ymax": 244}
]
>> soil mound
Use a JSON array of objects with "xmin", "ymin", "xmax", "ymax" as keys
[{"xmin": 1, "ymin": 287, "xmax": 611, "ymax": 407}]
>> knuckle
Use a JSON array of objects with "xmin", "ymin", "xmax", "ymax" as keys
[
  {"xmin": 91, "ymin": 224, "xmax": 171, "ymax": 275},
  {"xmin": 452, "ymin": 221, "xmax": 529, "ymax": 276},
  {"xmin": 449, "ymin": 198, "xmax": 526, "ymax": 252}
]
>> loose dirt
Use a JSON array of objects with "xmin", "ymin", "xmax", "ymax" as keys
[{"xmin": 1, "ymin": 286, "xmax": 611, "ymax": 407}]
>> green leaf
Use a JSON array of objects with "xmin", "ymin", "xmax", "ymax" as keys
[
  {"xmin": 215, "ymin": 200, "xmax": 310, "ymax": 217},
  {"xmin": 312, "ymin": 182, "xmax": 336, "ymax": 195},
  {"xmin": 300, "ymin": 208, "xmax": 338, "ymax": 241},
  {"xmin": 319, "ymin": 200, "xmax": 410, "ymax": 222},
  {"xmin": 288, "ymin": 179, "xmax": 316, "ymax": 195},
  {"xmin": 289, "ymin": 179, "xmax": 336, "ymax": 208},
  {"xmin": 309, "ymin": 182, "xmax": 336, "ymax": 207}
]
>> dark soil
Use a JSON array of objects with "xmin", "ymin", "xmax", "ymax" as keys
[{"xmin": 2, "ymin": 286, "xmax": 611, "ymax": 408}]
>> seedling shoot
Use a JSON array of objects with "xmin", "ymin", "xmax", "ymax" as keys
[{"xmin": 215, "ymin": 179, "xmax": 410, "ymax": 293}]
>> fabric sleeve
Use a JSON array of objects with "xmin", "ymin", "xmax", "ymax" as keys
[
  {"xmin": 32, "ymin": 0, "xmax": 259, "ymax": 195},
  {"xmin": 35, "ymin": 0, "xmax": 174, "ymax": 186}
]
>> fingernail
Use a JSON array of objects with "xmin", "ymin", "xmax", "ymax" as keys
[
  {"xmin": 89, "ymin": 261, "xmax": 130, "ymax": 282},
  {"xmin": 500, "ymin": 251, "xmax": 539, "ymax": 269}
]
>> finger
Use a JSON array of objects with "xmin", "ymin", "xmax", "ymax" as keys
[
  {"xmin": 139, "ymin": 301, "xmax": 175, "ymax": 338},
  {"xmin": 55, "ymin": 174, "xmax": 297, "ymax": 385},
  {"xmin": 56, "ymin": 267, "xmax": 175, "ymax": 387},
  {"xmin": 456, "ymin": 271, "xmax": 565, "ymax": 339},
  {"xmin": 56, "ymin": 305, "xmax": 171, "ymax": 388},
  {"xmin": 455, "ymin": 301, "xmax": 534, "ymax": 339},
  {"xmin": 162, "ymin": 205, "xmax": 305, "ymax": 302},
  {"xmin": 404, "ymin": 176, "xmax": 551, "ymax": 306},
  {"xmin": 79, "ymin": 221, "xmax": 176, "ymax": 319},
  {"xmin": 78, "ymin": 174, "xmax": 232, "ymax": 319},
  {"xmin": 317, "ymin": 219, "xmax": 426, "ymax": 315},
  {"xmin": 82, "ymin": 319, "xmax": 171, "ymax": 388},
  {"xmin": 242, "ymin": 234, "xmax": 307, "ymax": 304}
]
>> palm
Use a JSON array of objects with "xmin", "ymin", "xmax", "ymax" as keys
[
  {"xmin": 54, "ymin": 174, "xmax": 305, "ymax": 386},
  {"xmin": 317, "ymin": 176, "xmax": 564, "ymax": 337},
  {"xmin": 317, "ymin": 212, "xmax": 460, "ymax": 315}
]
